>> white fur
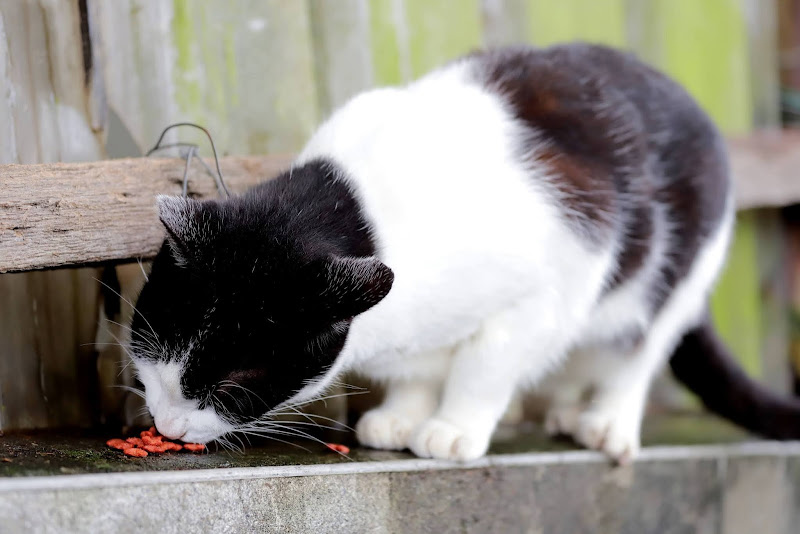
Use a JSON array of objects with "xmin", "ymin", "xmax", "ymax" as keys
[
  {"xmin": 135, "ymin": 358, "xmax": 234, "ymax": 443},
  {"xmin": 142, "ymin": 59, "xmax": 733, "ymax": 462}
]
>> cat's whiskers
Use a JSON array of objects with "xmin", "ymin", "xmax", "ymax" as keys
[
  {"xmin": 109, "ymin": 384, "xmax": 147, "ymax": 399},
  {"xmin": 94, "ymin": 277, "xmax": 160, "ymax": 345}
]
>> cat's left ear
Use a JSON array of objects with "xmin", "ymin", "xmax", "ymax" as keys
[
  {"xmin": 319, "ymin": 256, "xmax": 394, "ymax": 320},
  {"xmin": 156, "ymin": 195, "xmax": 213, "ymax": 265}
]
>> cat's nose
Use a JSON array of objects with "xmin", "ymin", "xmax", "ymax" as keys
[{"xmin": 154, "ymin": 415, "xmax": 188, "ymax": 440}]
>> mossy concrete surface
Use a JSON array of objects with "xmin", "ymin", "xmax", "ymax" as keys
[
  {"xmin": 1, "ymin": 415, "xmax": 798, "ymax": 533},
  {"xmin": 0, "ymin": 414, "xmax": 748, "ymax": 477}
]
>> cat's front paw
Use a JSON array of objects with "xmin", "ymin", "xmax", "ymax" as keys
[
  {"xmin": 408, "ymin": 418, "xmax": 490, "ymax": 461},
  {"xmin": 574, "ymin": 408, "xmax": 640, "ymax": 465},
  {"xmin": 356, "ymin": 409, "xmax": 416, "ymax": 451}
]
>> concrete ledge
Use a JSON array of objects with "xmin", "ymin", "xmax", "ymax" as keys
[{"xmin": 2, "ymin": 441, "xmax": 799, "ymax": 534}]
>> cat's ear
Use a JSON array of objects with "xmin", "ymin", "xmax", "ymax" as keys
[
  {"xmin": 319, "ymin": 256, "xmax": 394, "ymax": 320},
  {"xmin": 156, "ymin": 195, "xmax": 209, "ymax": 265}
]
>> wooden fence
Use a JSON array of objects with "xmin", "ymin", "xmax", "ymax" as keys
[{"xmin": 0, "ymin": 0, "xmax": 798, "ymax": 431}]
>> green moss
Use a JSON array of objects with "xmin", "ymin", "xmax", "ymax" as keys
[{"xmin": 171, "ymin": 0, "xmax": 203, "ymax": 117}]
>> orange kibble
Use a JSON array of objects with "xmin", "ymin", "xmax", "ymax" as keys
[
  {"xmin": 106, "ymin": 438, "xmax": 134, "ymax": 451},
  {"xmin": 183, "ymin": 443, "xmax": 205, "ymax": 453},
  {"xmin": 143, "ymin": 444, "xmax": 168, "ymax": 454},
  {"xmin": 325, "ymin": 443, "xmax": 350, "ymax": 454},
  {"xmin": 148, "ymin": 426, "xmax": 157, "ymax": 435},
  {"xmin": 163, "ymin": 442, "xmax": 183, "ymax": 452},
  {"xmin": 123, "ymin": 447, "xmax": 148, "ymax": 458},
  {"xmin": 125, "ymin": 437, "xmax": 144, "ymax": 447},
  {"xmin": 142, "ymin": 435, "xmax": 163, "ymax": 446}
]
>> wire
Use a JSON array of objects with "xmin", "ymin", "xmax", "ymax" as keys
[{"xmin": 146, "ymin": 122, "xmax": 231, "ymax": 198}]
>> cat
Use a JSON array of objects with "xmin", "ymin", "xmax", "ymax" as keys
[{"xmin": 130, "ymin": 43, "xmax": 800, "ymax": 464}]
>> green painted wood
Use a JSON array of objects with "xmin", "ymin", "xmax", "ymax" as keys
[
  {"xmin": 481, "ymin": 0, "xmax": 530, "ymax": 47},
  {"xmin": 309, "ymin": 0, "xmax": 374, "ymax": 116},
  {"xmin": 711, "ymin": 212, "xmax": 764, "ymax": 378},
  {"xmin": 631, "ymin": 0, "xmax": 753, "ymax": 135},
  {"xmin": 369, "ymin": 0, "xmax": 409, "ymax": 85},
  {"xmin": 370, "ymin": 0, "xmax": 482, "ymax": 85},
  {"xmin": 526, "ymin": 0, "xmax": 626, "ymax": 47},
  {"xmin": 741, "ymin": 0, "xmax": 789, "ymax": 393},
  {"xmin": 404, "ymin": 0, "xmax": 482, "ymax": 77},
  {"xmin": 169, "ymin": 0, "xmax": 319, "ymax": 154},
  {"xmin": 627, "ymin": 0, "xmax": 763, "ymax": 381}
]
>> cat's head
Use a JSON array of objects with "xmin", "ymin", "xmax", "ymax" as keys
[{"xmin": 130, "ymin": 194, "xmax": 393, "ymax": 444}]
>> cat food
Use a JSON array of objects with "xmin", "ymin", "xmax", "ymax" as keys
[
  {"xmin": 325, "ymin": 443, "xmax": 350, "ymax": 454},
  {"xmin": 107, "ymin": 427, "xmax": 204, "ymax": 458},
  {"xmin": 105, "ymin": 438, "xmax": 134, "ymax": 450}
]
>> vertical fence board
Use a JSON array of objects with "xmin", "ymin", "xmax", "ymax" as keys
[
  {"xmin": 526, "ymin": 0, "xmax": 626, "ymax": 47},
  {"xmin": 627, "ymin": 0, "xmax": 763, "ymax": 382},
  {"xmin": 96, "ymin": 0, "xmax": 177, "ymax": 152},
  {"xmin": 368, "ymin": 0, "xmax": 411, "ymax": 85},
  {"xmin": 309, "ymin": 0, "xmax": 374, "ymax": 117},
  {"xmin": 481, "ymin": 0, "xmax": 529, "ymax": 47},
  {"xmin": 0, "ymin": 11, "xmax": 17, "ymax": 163},
  {"xmin": 743, "ymin": 0, "xmax": 791, "ymax": 394},
  {"xmin": 0, "ymin": 0, "xmax": 104, "ymax": 431},
  {"xmin": 404, "ymin": 0, "xmax": 482, "ymax": 77},
  {"xmin": 370, "ymin": 0, "xmax": 482, "ymax": 86}
]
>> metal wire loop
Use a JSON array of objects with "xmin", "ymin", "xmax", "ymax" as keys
[{"xmin": 146, "ymin": 122, "xmax": 231, "ymax": 198}]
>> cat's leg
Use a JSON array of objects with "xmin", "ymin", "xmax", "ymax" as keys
[
  {"xmin": 355, "ymin": 378, "xmax": 441, "ymax": 450},
  {"xmin": 566, "ymin": 345, "xmax": 658, "ymax": 464},
  {"xmin": 355, "ymin": 346, "xmax": 452, "ymax": 451},
  {"xmin": 540, "ymin": 375, "xmax": 586, "ymax": 437},
  {"xmin": 408, "ymin": 297, "xmax": 570, "ymax": 461},
  {"xmin": 537, "ymin": 352, "xmax": 598, "ymax": 437}
]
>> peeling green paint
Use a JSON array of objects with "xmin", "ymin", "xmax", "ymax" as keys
[
  {"xmin": 222, "ymin": 26, "xmax": 238, "ymax": 107},
  {"xmin": 526, "ymin": 0, "xmax": 626, "ymax": 47},
  {"xmin": 171, "ymin": 0, "xmax": 203, "ymax": 119},
  {"xmin": 711, "ymin": 212, "xmax": 764, "ymax": 377},
  {"xmin": 369, "ymin": 0, "xmax": 405, "ymax": 85},
  {"xmin": 404, "ymin": 0, "xmax": 482, "ymax": 78}
]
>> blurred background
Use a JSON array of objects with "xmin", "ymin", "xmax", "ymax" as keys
[{"xmin": 0, "ymin": 0, "xmax": 799, "ymax": 435}]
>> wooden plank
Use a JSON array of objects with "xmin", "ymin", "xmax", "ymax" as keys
[
  {"xmin": 730, "ymin": 130, "xmax": 800, "ymax": 210},
  {"xmin": 369, "ymin": 0, "xmax": 482, "ymax": 85},
  {"xmin": 0, "ymin": 0, "xmax": 105, "ymax": 432},
  {"xmin": 481, "ymin": 0, "xmax": 529, "ymax": 47},
  {"xmin": 526, "ymin": 0, "xmax": 626, "ymax": 47},
  {"xmin": 0, "ymin": 155, "xmax": 293, "ymax": 273},
  {"xmin": 1, "ymin": 131, "xmax": 799, "ymax": 274},
  {"xmin": 308, "ymin": 0, "xmax": 374, "ymax": 116}
]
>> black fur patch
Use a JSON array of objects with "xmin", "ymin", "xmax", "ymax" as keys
[
  {"xmin": 131, "ymin": 159, "xmax": 392, "ymax": 423},
  {"xmin": 472, "ymin": 44, "xmax": 729, "ymax": 312}
]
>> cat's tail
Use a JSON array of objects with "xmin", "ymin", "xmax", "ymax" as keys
[{"xmin": 669, "ymin": 315, "xmax": 800, "ymax": 439}]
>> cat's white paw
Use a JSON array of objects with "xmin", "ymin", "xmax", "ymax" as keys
[
  {"xmin": 543, "ymin": 405, "xmax": 581, "ymax": 436},
  {"xmin": 575, "ymin": 408, "xmax": 640, "ymax": 465},
  {"xmin": 408, "ymin": 418, "xmax": 490, "ymax": 461},
  {"xmin": 355, "ymin": 409, "xmax": 416, "ymax": 451}
]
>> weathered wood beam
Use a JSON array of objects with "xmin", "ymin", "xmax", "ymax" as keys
[
  {"xmin": 729, "ymin": 130, "xmax": 800, "ymax": 210},
  {"xmin": 1, "ymin": 155, "xmax": 293, "ymax": 273},
  {"xmin": 1, "ymin": 131, "xmax": 798, "ymax": 273}
]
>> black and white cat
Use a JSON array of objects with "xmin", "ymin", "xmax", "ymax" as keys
[{"xmin": 131, "ymin": 44, "xmax": 800, "ymax": 464}]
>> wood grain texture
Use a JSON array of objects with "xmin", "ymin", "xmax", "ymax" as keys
[
  {"xmin": 0, "ymin": 155, "xmax": 293, "ymax": 273},
  {"xmin": 730, "ymin": 130, "xmax": 800, "ymax": 210},
  {"xmin": 1, "ymin": 133, "xmax": 798, "ymax": 274},
  {"xmin": 0, "ymin": 0, "xmax": 107, "ymax": 431}
]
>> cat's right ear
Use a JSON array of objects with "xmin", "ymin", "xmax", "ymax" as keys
[{"xmin": 157, "ymin": 195, "xmax": 205, "ymax": 265}]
